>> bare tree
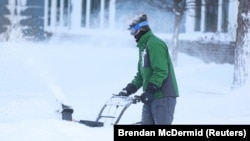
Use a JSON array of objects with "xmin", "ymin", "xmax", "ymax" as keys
[
  {"xmin": 146, "ymin": 0, "xmax": 196, "ymax": 65},
  {"xmin": 231, "ymin": 0, "xmax": 250, "ymax": 90}
]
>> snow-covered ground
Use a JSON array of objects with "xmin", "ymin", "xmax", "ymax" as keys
[{"xmin": 0, "ymin": 33, "xmax": 249, "ymax": 141}]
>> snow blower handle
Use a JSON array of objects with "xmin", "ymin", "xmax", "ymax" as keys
[
  {"xmin": 112, "ymin": 94, "xmax": 141, "ymax": 104},
  {"xmin": 132, "ymin": 95, "xmax": 141, "ymax": 104}
]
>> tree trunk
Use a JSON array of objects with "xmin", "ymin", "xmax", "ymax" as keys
[
  {"xmin": 231, "ymin": 0, "xmax": 250, "ymax": 90},
  {"xmin": 171, "ymin": 0, "xmax": 185, "ymax": 66},
  {"xmin": 171, "ymin": 14, "xmax": 182, "ymax": 66}
]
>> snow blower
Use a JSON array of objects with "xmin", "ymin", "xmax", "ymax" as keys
[{"xmin": 61, "ymin": 94, "xmax": 141, "ymax": 127}]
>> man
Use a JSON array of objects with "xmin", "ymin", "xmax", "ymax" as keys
[{"xmin": 119, "ymin": 14, "xmax": 179, "ymax": 125}]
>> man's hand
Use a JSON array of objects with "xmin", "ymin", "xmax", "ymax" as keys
[
  {"xmin": 140, "ymin": 92, "xmax": 154, "ymax": 104},
  {"xmin": 118, "ymin": 90, "xmax": 129, "ymax": 96},
  {"xmin": 141, "ymin": 82, "xmax": 158, "ymax": 104},
  {"xmin": 118, "ymin": 83, "xmax": 137, "ymax": 96}
]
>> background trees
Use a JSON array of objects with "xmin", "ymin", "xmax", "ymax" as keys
[
  {"xmin": 146, "ymin": 0, "xmax": 193, "ymax": 65},
  {"xmin": 146, "ymin": 0, "xmax": 250, "ymax": 90}
]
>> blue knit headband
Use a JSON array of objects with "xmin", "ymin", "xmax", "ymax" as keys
[{"xmin": 130, "ymin": 21, "xmax": 148, "ymax": 35}]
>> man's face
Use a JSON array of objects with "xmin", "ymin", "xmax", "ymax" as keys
[{"xmin": 130, "ymin": 28, "xmax": 140, "ymax": 36}]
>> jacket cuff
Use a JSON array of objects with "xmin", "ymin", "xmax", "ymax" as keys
[{"xmin": 146, "ymin": 82, "xmax": 158, "ymax": 93}]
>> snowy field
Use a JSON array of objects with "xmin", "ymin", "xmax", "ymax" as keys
[{"xmin": 0, "ymin": 33, "xmax": 250, "ymax": 141}]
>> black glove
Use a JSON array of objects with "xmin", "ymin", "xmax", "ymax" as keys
[
  {"xmin": 118, "ymin": 90, "xmax": 128, "ymax": 96},
  {"xmin": 141, "ymin": 82, "xmax": 158, "ymax": 104},
  {"xmin": 118, "ymin": 83, "xmax": 137, "ymax": 96},
  {"xmin": 141, "ymin": 92, "xmax": 154, "ymax": 104}
]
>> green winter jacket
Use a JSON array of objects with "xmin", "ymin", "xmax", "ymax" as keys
[{"xmin": 131, "ymin": 30, "xmax": 179, "ymax": 99}]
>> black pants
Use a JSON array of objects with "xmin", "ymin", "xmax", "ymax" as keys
[{"xmin": 141, "ymin": 97, "xmax": 177, "ymax": 125}]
